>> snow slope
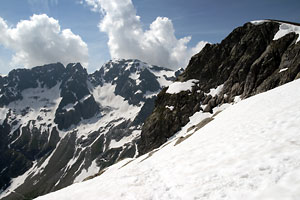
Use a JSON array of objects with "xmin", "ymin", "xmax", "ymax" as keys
[{"xmin": 35, "ymin": 79, "xmax": 300, "ymax": 200}]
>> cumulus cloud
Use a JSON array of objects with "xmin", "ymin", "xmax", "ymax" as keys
[
  {"xmin": 85, "ymin": 0, "xmax": 207, "ymax": 69},
  {"xmin": 0, "ymin": 14, "xmax": 88, "ymax": 68}
]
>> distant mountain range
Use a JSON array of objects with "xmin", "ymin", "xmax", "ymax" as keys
[
  {"xmin": 1, "ymin": 19, "xmax": 300, "ymax": 200},
  {"xmin": 0, "ymin": 59, "xmax": 181, "ymax": 199}
]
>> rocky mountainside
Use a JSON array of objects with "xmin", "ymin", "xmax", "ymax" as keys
[
  {"xmin": 138, "ymin": 20, "xmax": 300, "ymax": 155},
  {"xmin": 34, "ymin": 75, "xmax": 300, "ymax": 200},
  {"xmin": 0, "ymin": 59, "xmax": 180, "ymax": 199}
]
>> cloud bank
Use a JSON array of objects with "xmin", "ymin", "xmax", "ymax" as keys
[
  {"xmin": 0, "ymin": 14, "xmax": 88, "ymax": 68},
  {"xmin": 85, "ymin": 0, "xmax": 207, "ymax": 69}
]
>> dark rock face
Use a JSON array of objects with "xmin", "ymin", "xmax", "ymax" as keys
[
  {"xmin": 0, "ymin": 59, "xmax": 178, "ymax": 199},
  {"xmin": 54, "ymin": 63, "xmax": 100, "ymax": 130},
  {"xmin": 0, "ymin": 63, "xmax": 65, "ymax": 107},
  {"xmin": 138, "ymin": 20, "xmax": 300, "ymax": 155}
]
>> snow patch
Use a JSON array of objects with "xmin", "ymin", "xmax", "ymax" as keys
[
  {"xmin": 109, "ymin": 130, "xmax": 141, "ymax": 149},
  {"xmin": 148, "ymin": 68, "xmax": 175, "ymax": 87},
  {"xmin": 250, "ymin": 20, "xmax": 269, "ymax": 25},
  {"xmin": 93, "ymin": 83, "xmax": 140, "ymax": 119},
  {"xmin": 62, "ymin": 103, "xmax": 75, "ymax": 112},
  {"xmin": 234, "ymin": 95, "xmax": 242, "ymax": 103},
  {"xmin": 143, "ymin": 90, "xmax": 159, "ymax": 99},
  {"xmin": 129, "ymin": 72, "xmax": 141, "ymax": 85},
  {"xmin": 165, "ymin": 105, "xmax": 174, "ymax": 111},
  {"xmin": 79, "ymin": 94, "xmax": 92, "ymax": 103},
  {"xmin": 207, "ymin": 84, "xmax": 224, "ymax": 97},
  {"xmin": 279, "ymin": 68, "xmax": 288, "ymax": 73},
  {"xmin": 274, "ymin": 23, "xmax": 300, "ymax": 43},
  {"xmin": 166, "ymin": 79, "xmax": 198, "ymax": 94},
  {"xmin": 0, "ymin": 107, "xmax": 8, "ymax": 125}
]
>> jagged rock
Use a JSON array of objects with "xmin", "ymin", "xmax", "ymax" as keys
[
  {"xmin": 202, "ymin": 94, "xmax": 212, "ymax": 105},
  {"xmin": 296, "ymin": 72, "xmax": 300, "ymax": 79},
  {"xmin": 138, "ymin": 20, "xmax": 300, "ymax": 155},
  {"xmin": 0, "ymin": 63, "xmax": 65, "ymax": 107},
  {"xmin": 54, "ymin": 63, "xmax": 100, "ymax": 130},
  {"xmin": 203, "ymin": 104, "xmax": 212, "ymax": 113}
]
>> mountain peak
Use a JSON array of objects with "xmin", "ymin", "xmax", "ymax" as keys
[{"xmin": 66, "ymin": 62, "xmax": 87, "ymax": 75}]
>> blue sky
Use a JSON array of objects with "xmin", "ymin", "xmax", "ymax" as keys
[{"xmin": 0, "ymin": 0, "xmax": 299, "ymax": 74}]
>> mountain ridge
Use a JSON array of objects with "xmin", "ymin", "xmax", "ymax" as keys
[
  {"xmin": 138, "ymin": 19, "xmax": 300, "ymax": 155},
  {"xmin": 0, "ymin": 59, "xmax": 179, "ymax": 199}
]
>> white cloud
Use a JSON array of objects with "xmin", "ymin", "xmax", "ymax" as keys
[
  {"xmin": 85, "ymin": 0, "xmax": 207, "ymax": 69},
  {"xmin": 0, "ymin": 14, "xmax": 88, "ymax": 68}
]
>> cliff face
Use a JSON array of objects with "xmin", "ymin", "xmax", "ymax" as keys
[{"xmin": 138, "ymin": 20, "xmax": 300, "ymax": 155}]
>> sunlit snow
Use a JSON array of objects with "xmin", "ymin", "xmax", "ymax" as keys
[
  {"xmin": 35, "ymin": 79, "xmax": 300, "ymax": 200},
  {"xmin": 274, "ymin": 23, "xmax": 300, "ymax": 43},
  {"xmin": 166, "ymin": 79, "xmax": 198, "ymax": 94},
  {"xmin": 250, "ymin": 20, "xmax": 270, "ymax": 25}
]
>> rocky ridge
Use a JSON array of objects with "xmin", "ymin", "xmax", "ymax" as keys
[{"xmin": 138, "ymin": 20, "xmax": 300, "ymax": 155}]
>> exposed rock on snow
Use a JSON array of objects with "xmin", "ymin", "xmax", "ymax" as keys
[
  {"xmin": 0, "ymin": 59, "xmax": 179, "ymax": 200},
  {"xmin": 35, "ymin": 78, "xmax": 300, "ymax": 200},
  {"xmin": 138, "ymin": 20, "xmax": 300, "ymax": 155}
]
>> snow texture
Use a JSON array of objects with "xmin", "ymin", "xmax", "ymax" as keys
[
  {"xmin": 166, "ymin": 79, "xmax": 198, "ymax": 94},
  {"xmin": 274, "ymin": 23, "xmax": 300, "ymax": 43},
  {"xmin": 207, "ymin": 84, "xmax": 224, "ymax": 97},
  {"xmin": 0, "ymin": 83, "xmax": 62, "ymax": 135},
  {"xmin": 165, "ymin": 105, "xmax": 174, "ymax": 111},
  {"xmin": 250, "ymin": 20, "xmax": 270, "ymax": 25},
  {"xmin": 109, "ymin": 130, "xmax": 141, "ymax": 149},
  {"xmin": 35, "ymin": 79, "xmax": 300, "ymax": 200}
]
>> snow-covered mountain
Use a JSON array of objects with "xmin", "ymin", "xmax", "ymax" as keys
[
  {"xmin": 32, "ymin": 19, "xmax": 300, "ymax": 200},
  {"xmin": 1, "ymin": 19, "xmax": 300, "ymax": 200},
  {"xmin": 0, "ymin": 59, "xmax": 180, "ymax": 199},
  {"xmin": 34, "ymin": 76, "xmax": 300, "ymax": 200}
]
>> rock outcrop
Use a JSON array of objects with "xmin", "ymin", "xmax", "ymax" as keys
[{"xmin": 138, "ymin": 20, "xmax": 300, "ymax": 155}]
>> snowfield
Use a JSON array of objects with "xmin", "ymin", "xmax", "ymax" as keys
[{"xmin": 35, "ymin": 79, "xmax": 300, "ymax": 200}]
